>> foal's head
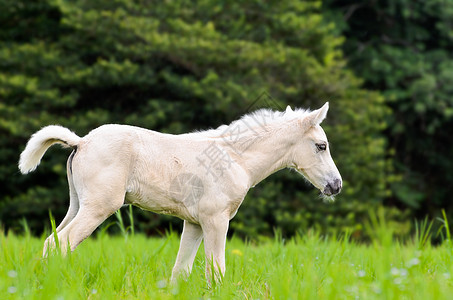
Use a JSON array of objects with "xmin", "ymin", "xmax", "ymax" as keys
[{"xmin": 289, "ymin": 103, "xmax": 342, "ymax": 196}]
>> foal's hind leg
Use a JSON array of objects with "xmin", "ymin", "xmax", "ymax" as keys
[
  {"xmin": 46, "ymin": 190, "xmax": 125, "ymax": 255},
  {"xmin": 58, "ymin": 201, "xmax": 123, "ymax": 253},
  {"xmin": 42, "ymin": 186, "xmax": 79, "ymax": 256},
  {"xmin": 43, "ymin": 156, "xmax": 80, "ymax": 256},
  {"xmin": 55, "ymin": 187, "xmax": 79, "ymax": 232},
  {"xmin": 57, "ymin": 166, "xmax": 79, "ymax": 232},
  {"xmin": 43, "ymin": 164, "xmax": 127, "ymax": 256}
]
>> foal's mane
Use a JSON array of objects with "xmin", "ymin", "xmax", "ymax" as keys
[{"xmin": 191, "ymin": 107, "xmax": 310, "ymax": 138}]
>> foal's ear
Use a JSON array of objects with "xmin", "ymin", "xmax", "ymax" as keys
[{"xmin": 302, "ymin": 102, "xmax": 329, "ymax": 128}]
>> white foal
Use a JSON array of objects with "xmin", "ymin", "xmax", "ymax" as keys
[{"xmin": 19, "ymin": 102, "xmax": 342, "ymax": 282}]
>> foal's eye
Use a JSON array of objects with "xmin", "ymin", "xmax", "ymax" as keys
[{"xmin": 316, "ymin": 143, "xmax": 327, "ymax": 152}]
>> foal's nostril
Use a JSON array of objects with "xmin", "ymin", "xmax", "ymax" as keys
[
  {"xmin": 333, "ymin": 178, "xmax": 342, "ymax": 193},
  {"xmin": 324, "ymin": 179, "xmax": 342, "ymax": 196}
]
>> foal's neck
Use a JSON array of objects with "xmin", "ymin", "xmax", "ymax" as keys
[{"xmin": 234, "ymin": 124, "xmax": 297, "ymax": 188}]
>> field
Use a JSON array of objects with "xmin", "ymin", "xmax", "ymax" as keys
[{"xmin": 2, "ymin": 215, "xmax": 453, "ymax": 299}]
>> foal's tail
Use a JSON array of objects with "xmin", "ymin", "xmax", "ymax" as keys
[{"xmin": 19, "ymin": 125, "xmax": 81, "ymax": 174}]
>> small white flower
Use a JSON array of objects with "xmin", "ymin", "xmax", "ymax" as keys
[
  {"xmin": 157, "ymin": 280, "xmax": 167, "ymax": 289},
  {"xmin": 406, "ymin": 258, "xmax": 420, "ymax": 268},
  {"xmin": 345, "ymin": 285, "xmax": 359, "ymax": 294},
  {"xmin": 443, "ymin": 272, "xmax": 451, "ymax": 279},
  {"xmin": 8, "ymin": 286, "xmax": 17, "ymax": 294},
  {"xmin": 371, "ymin": 283, "xmax": 382, "ymax": 294},
  {"xmin": 7, "ymin": 270, "xmax": 17, "ymax": 278},
  {"xmin": 357, "ymin": 270, "xmax": 366, "ymax": 278},
  {"xmin": 391, "ymin": 267, "xmax": 400, "ymax": 276}
]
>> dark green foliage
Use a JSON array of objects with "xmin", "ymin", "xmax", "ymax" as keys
[
  {"xmin": 0, "ymin": 0, "xmax": 389, "ymax": 238},
  {"xmin": 323, "ymin": 0, "xmax": 453, "ymax": 218}
]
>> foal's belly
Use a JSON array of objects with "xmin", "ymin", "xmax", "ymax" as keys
[{"xmin": 124, "ymin": 187, "xmax": 199, "ymax": 224}]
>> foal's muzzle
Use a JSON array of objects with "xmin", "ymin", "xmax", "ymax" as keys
[{"xmin": 323, "ymin": 179, "xmax": 342, "ymax": 196}]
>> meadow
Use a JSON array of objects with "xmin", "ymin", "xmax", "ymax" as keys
[{"xmin": 2, "ymin": 212, "xmax": 453, "ymax": 299}]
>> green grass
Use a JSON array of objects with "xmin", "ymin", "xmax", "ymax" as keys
[{"xmin": 2, "ymin": 215, "xmax": 453, "ymax": 299}]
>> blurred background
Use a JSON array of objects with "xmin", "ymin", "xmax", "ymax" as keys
[{"xmin": 1, "ymin": 0, "xmax": 452, "ymax": 241}]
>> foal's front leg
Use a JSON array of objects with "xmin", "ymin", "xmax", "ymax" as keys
[
  {"xmin": 171, "ymin": 220, "xmax": 203, "ymax": 282},
  {"xmin": 201, "ymin": 215, "xmax": 229, "ymax": 283}
]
